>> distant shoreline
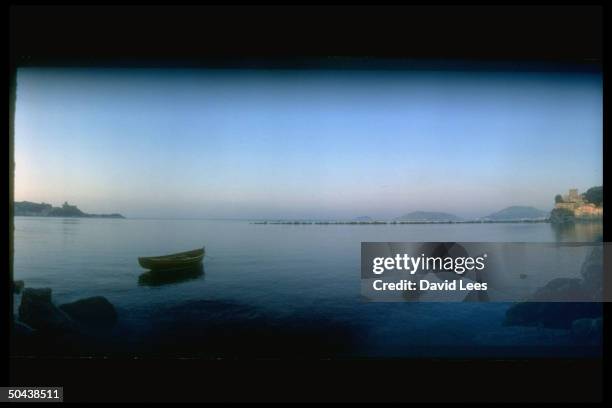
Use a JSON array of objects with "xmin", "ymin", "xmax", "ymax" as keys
[
  {"xmin": 13, "ymin": 216, "xmax": 552, "ymax": 224},
  {"xmin": 14, "ymin": 216, "xmax": 604, "ymax": 225},
  {"xmin": 13, "ymin": 201, "xmax": 125, "ymax": 219},
  {"xmin": 14, "ymin": 214, "xmax": 125, "ymax": 219},
  {"xmin": 251, "ymin": 219, "xmax": 552, "ymax": 225}
]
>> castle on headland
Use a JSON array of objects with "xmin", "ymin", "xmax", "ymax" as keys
[
  {"xmin": 555, "ymin": 188, "xmax": 603, "ymax": 218},
  {"xmin": 14, "ymin": 201, "xmax": 125, "ymax": 218}
]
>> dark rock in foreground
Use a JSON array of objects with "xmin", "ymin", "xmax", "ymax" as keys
[
  {"xmin": 59, "ymin": 296, "xmax": 118, "ymax": 329},
  {"xmin": 580, "ymin": 246, "xmax": 603, "ymax": 301},
  {"xmin": 18, "ymin": 288, "xmax": 76, "ymax": 333},
  {"xmin": 13, "ymin": 293, "xmax": 120, "ymax": 357},
  {"xmin": 504, "ymin": 245, "xmax": 603, "ymax": 330},
  {"xmin": 13, "ymin": 280, "xmax": 24, "ymax": 294},
  {"xmin": 12, "ymin": 320, "xmax": 36, "ymax": 337},
  {"xmin": 528, "ymin": 278, "xmax": 590, "ymax": 302}
]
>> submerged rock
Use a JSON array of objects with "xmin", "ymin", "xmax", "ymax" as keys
[
  {"xmin": 504, "ymin": 245, "xmax": 605, "ymax": 331},
  {"xmin": 18, "ymin": 288, "xmax": 76, "ymax": 333},
  {"xmin": 13, "ymin": 280, "xmax": 24, "ymax": 294},
  {"xmin": 23, "ymin": 287, "xmax": 51, "ymax": 302},
  {"xmin": 529, "ymin": 278, "xmax": 589, "ymax": 302},
  {"xmin": 580, "ymin": 246, "xmax": 603, "ymax": 301},
  {"xmin": 59, "ymin": 296, "xmax": 117, "ymax": 329},
  {"xmin": 571, "ymin": 317, "xmax": 602, "ymax": 344}
]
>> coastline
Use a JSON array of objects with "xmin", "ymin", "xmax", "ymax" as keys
[
  {"xmin": 252, "ymin": 219, "xmax": 554, "ymax": 225},
  {"xmin": 14, "ymin": 214, "xmax": 125, "ymax": 219}
]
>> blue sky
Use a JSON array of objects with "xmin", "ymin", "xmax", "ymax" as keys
[{"xmin": 14, "ymin": 68, "xmax": 602, "ymax": 219}]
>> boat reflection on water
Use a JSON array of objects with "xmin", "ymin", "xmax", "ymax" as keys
[{"xmin": 138, "ymin": 264, "xmax": 205, "ymax": 287}]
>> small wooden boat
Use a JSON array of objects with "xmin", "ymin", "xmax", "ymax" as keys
[{"xmin": 138, "ymin": 247, "xmax": 205, "ymax": 271}]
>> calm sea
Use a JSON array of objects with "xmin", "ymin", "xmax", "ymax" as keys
[{"xmin": 12, "ymin": 217, "xmax": 603, "ymax": 358}]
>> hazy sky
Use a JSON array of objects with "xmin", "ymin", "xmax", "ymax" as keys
[{"xmin": 14, "ymin": 67, "xmax": 602, "ymax": 219}]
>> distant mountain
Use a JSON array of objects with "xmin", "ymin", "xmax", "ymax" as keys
[
  {"xmin": 394, "ymin": 211, "xmax": 462, "ymax": 222},
  {"xmin": 482, "ymin": 206, "xmax": 547, "ymax": 221},
  {"xmin": 14, "ymin": 201, "xmax": 124, "ymax": 219},
  {"xmin": 353, "ymin": 216, "xmax": 373, "ymax": 222}
]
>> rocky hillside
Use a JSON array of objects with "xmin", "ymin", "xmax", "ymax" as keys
[
  {"xmin": 14, "ymin": 201, "xmax": 124, "ymax": 218},
  {"xmin": 482, "ymin": 206, "xmax": 547, "ymax": 221}
]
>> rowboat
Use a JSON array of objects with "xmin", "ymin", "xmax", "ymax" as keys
[{"xmin": 138, "ymin": 247, "xmax": 205, "ymax": 271}]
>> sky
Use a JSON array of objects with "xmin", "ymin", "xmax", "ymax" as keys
[{"xmin": 14, "ymin": 67, "xmax": 602, "ymax": 220}]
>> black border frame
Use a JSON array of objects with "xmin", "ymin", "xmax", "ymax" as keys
[{"xmin": 7, "ymin": 3, "xmax": 608, "ymax": 403}]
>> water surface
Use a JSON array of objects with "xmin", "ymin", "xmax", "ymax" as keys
[{"xmin": 12, "ymin": 217, "xmax": 603, "ymax": 358}]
